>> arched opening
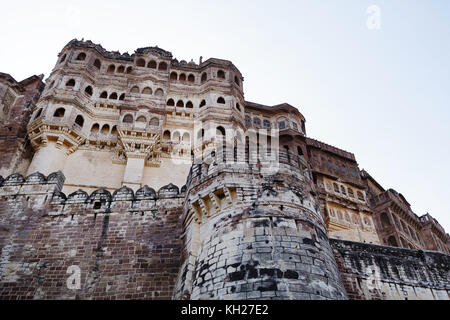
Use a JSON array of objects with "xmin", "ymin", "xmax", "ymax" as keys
[
  {"xmin": 94, "ymin": 59, "xmax": 101, "ymax": 69},
  {"xmin": 101, "ymin": 124, "xmax": 110, "ymax": 134},
  {"xmin": 158, "ymin": 62, "xmax": 168, "ymax": 71},
  {"xmin": 236, "ymin": 103, "xmax": 241, "ymax": 111},
  {"xmin": 66, "ymin": 79, "xmax": 75, "ymax": 87},
  {"xmin": 172, "ymin": 131, "xmax": 180, "ymax": 141},
  {"xmin": 167, "ymin": 99, "xmax": 175, "ymax": 106},
  {"xmin": 388, "ymin": 236, "xmax": 398, "ymax": 247},
  {"xmin": 149, "ymin": 117, "xmax": 159, "ymax": 126},
  {"xmin": 142, "ymin": 87, "xmax": 152, "ymax": 95},
  {"xmin": 234, "ymin": 75, "xmax": 240, "ymax": 86},
  {"xmin": 76, "ymin": 52, "xmax": 86, "ymax": 61},
  {"xmin": 348, "ymin": 188, "xmax": 354, "ymax": 198},
  {"xmin": 84, "ymin": 86, "xmax": 93, "ymax": 96},
  {"xmin": 380, "ymin": 212, "xmax": 391, "ymax": 229},
  {"xmin": 136, "ymin": 115, "xmax": 146, "ymax": 122},
  {"xmin": 131, "ymin": 86, "xmax": 139, "ymax": 94},
  {"xmin": 163, "ymin": 130, "xmax": 171, "ymax": 140},
  {"xmin": 176, "ymin": 100, "xmax": 184, "ymax": 107},
  {"xmin": 216, "ymin": 126, "xmax": 226, "ymax": 137},
  {"xmin": 179, "ymin": 73, "xmax": 186, "ymax": 81},
  {"xmin": 107, "ymin": 65, "xmax": 115, "ymax": 73},
  {"xmin": 136, "ymin": 58, "xmax": 145, "ymax": 67},
  {"xmin": 147, "ymin": 60, "xmax": 157, "ymax": 69},
  {"xmin": 170, "ymin": 72, "xmax": 177, "ymax": 80},
  {"xmin": 60, "ymin": 54, "xmax": 67, "ymax": 63},
  {"xmin": 34, "ymin": 108, "xmax": 42, "ymax": 119},
  {"xmin": 217, "ymin": 70, "xmax": 225, "ymax": 79},
  {"xmin": 357, "ymin": 191, "xmax": 365, "ymax": 201},
  {"xmin": 91, "ymin": 123, "xmax": 99, "ymax": 133},
  {"xmin": 75, "ymin": 115, "xmax": 84, "ymax": 127},
  {"xmin": 297, "ymin": 146, "xmax": 303, "ymax": 156},
  {"xmin": 53, "ymin": 108, "xmax": 65, "ymax": 118},
  {"xmin": 201, "ymin": 72, "xmax": 207, "ymax": 83},
  {"xmin": 119, "ymin": 93, "xmax": 125, "ymax": 100},
  {"xmin": 217, "ymin": 97, "xmax": 225, "ymax": 104},
  {"xmin": 111, "ymin": 125, "xmax": 117, "ymax": 135},
  {"xmin": 182, "ymin": 132, "xmax": 190, "ymax": 143},
  {"xmin": 200, "ymin": 100, "xmax": 206, "ymax": 108},
  {"xmin": 126, "ymin": 66, "xmax": 132, "ymax": 74},
  {"xmin": 117, "ymin": 65, "xmax": 125, "ymax": 73},
  {"xmin": 109, "ymin": 92, "xmax": 118, "ymax": 100},
  {"xmin": 155, "ymin": 88, "xmax": 164, "ymax": 97},
  {"xmin": 100, "ymin": 91, "xmax": 108, "ymax": 99},
  {"xmin": 188, "ymin": 74, "xmax": 195, "ymax": 82},
  {"xmin": 123, "ymin": 114, "xmax": 133, "ymax": 123},
  {"xmin": 186, "ymin": 101, "xmax": 193, "ymax": 108}
]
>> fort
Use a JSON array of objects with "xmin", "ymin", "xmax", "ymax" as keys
[{"xmin": 0, "ymin": 39, "xmax": 448, "ymax": 300}]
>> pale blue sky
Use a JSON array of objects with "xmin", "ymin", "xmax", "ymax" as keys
[{"xmin": 1, "ymin": 0, "xmax": 449, "ymax": 231}]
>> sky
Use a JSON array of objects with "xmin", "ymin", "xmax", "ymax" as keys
[{"xmin": 0, "ymin": 0, "xmax": 449, "ymax": 231}]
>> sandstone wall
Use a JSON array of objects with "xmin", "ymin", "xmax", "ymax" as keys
[
  {"xmin": 0, "ymin": 172, "xmax": 184, "ymax": 299},
  {"xmin": 330, "ymin": 239, "xmax": 450, "ymax": 300}
]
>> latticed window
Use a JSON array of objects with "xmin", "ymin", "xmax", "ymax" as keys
[
  {"xmin": 245, "ymin": 116, "xmax": 251, "ymax": 127},
  {"xmin": 253, "ymin": 117, "xmax": 261, "ymax": 128},
  {"xmin": 263, "ymin": 120, "xmax": 271, "ymax": 129},
  {"xmin": 278, "ymin": 121, "xmax": 286, "ymax": 129}
]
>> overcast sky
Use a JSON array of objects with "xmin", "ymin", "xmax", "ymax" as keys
[{"xmin": 1, "ymin": 0, "xmax": 449, "ymax": 231}]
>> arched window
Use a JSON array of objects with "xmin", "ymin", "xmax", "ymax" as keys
[
  {"xmin": 107, "ymin": 65, "xmax": 115, "ymax": 73},
  {"xmin": 167, "ymin": 99, "xmax": 175, "ymax": 106},
  {"xmin": 91, "ymin": 123, "xmax": 99, "ymax": 133},
  {"xmin": 123, "ymin": 114, "xmax": 133, "ymax": 123},
  {"xmin": 74, "ymin": 115, "xmax": 84, "ymax": 127},
  {"xmin": 170, "ymin": 72, "xmax": 177, "ymax": 80},
  {"xmin": 387, "ymin": 236, "xmax": 398, "ymax": 247},
  {"xmin": 199, "ymin": 100, "xmax": 206, "ymax": 108},
  {"xmin": 155, "ymin": 88, "xmax": 164, "ymax": 96},
  {"xmin": 297, "ymin": 146, "xmax": 303, "ymax": 156},
  {"xmin": 236, "ymin": 103, "xmax": 241, "ymax": 112},
  {"xmin": 182, "ymin": 132, "xmax": 190, "ymax": 143},
  {"xmin": 188, "ymin": 74, "xmax": 195, "ymax": 82},
  {"xmin": 333, "ymin": 183, "xmax": 340, "ymax": 193},
  {"xmin": 163, "ymin": 130, "xmax": 171, "ymax": 140},
  {"xmin": 186, "ymin": 101, "xmax": 193, "ymax": 108},
  {"xmin": 217, "ymin": 97, "xmax": 225, "ymax": 104},
  {"xmin": 348, "ymin": 188, "xmax": 354, "ymax": 198},
  {"xmin": 66, "ymin": 79, "xmax": 75, "ymax": 87},
  {"xmin": 109, "ymin": 92, "xmax": 118, "ymax": 100},
  {"xmin": 176, "ymin": 100, "xmax": 184, "ymax": 107},
  {"xmin": 142, "ymin": 87, "xmax": 152, "ymax": 95},
  {"xmin": 149, "ymin": 117, "xmax": 159, "ymax": 126},
  {"xmin": 94, "ymin": 59, "xmax": 101, "ymax": 69},
  {"xmin": 126, "ymin": 66, "xmax": 132, "ymax": 74},
  {"xmin": 136, "ymin": 115, "xmax": 146, "ymax": 122},
  {"xmin": 234, "ymin": 75, "xmax": 240, "ymax": 86},
  {"xmin": 101, "ymin": 124, "xmax": 110, "ymax": 134},
  {"xmin": 53, "ymin": 108, "xmax": 65, "ymax": 118},
  {"xmin": 278, "ymin": 120, "xmax": 286, "ymax": 129},
  {"xmin": 179, "ymin": 73, "xmax": 186, "ymax": 81},
  {"xmin": 130, "ymin": 86, "xmax": 139, "ymax": 94},
  {"xmin": 357, "ymin": 191, "xmax": 365, "ymax": 201},
  {"xmin": 216, "ymin": 126, "xmax": 226, "ymax": 136},
  {"xmin": 76, "ymin": 52, "xmax": 86, "ymax": 61},
  {"xmin": 173, "ymin": 131, "xmax": 180, "ymax": 141},
  {"xmin": 84, "ymin": 86, "xmax": 93, "ymax": 96},
  {"xmin": 263, "ymin": 120, "xmax": 271, "ymax": 129},
  {"xmin": 253, "ymin": 117, "xmax": 261, "ymax": 128},
  {"xmin": 217, "ymin": 70, "xmax": 225, "ymax": 79},
  {"xmin": 100, "ymin": 91, "xmax": 108, "ymax": 99},
  {"xmin": 158, "ymin": 62, "xmax": 168, "ymax": 71},
  {"xmin": 340, "ymin": 185, "xmax": 346, "ymax": 195},
  {"xmin": 201, "ymin": 72, "xmax": 207, "ymax": 83},
  {"xmin": 60, "ymin": 54, "xmax": 67, "ymax": 63},
  {"xmin": 136, "ymin": 58, "xmax": 145, "ymax": 67},
  {"xmin": 111, "ymin": 125, "xmax": 118, "ymax": 135},
  {"xmin": 147, "ymin": 60, "xmax": 157, "ymax": 69},
  {"xmin": 117, "ymin": 65, "xmax": 125, "ymax": 73},
  {"xmin": 119, "ymin": 93, "xmax": 125, "ymax": 100},
  {"xmin": 380, "ymin": 213, "xmax": 391, "ymax": 229},
  {"xmin": 245, "ymin": 116, "xmax": 251, "ymax": 127},
  {"xmin": 34, "ymin": 108, "xmax": 43, "ymax": 119}
]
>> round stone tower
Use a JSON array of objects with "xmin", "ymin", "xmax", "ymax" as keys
[{"xmin": 174, "ymin": 146, "xmax": 348, "ymax": 300}]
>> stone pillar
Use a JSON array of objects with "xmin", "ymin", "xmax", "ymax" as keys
[
  {"xmin": 174, "ymin": 150, "xmax": 348, "ymax": 300},
  {"xmin": 27, "ymin": 141, "xmax": 69, "ymax": 176}
]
